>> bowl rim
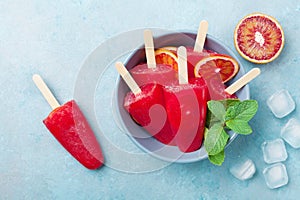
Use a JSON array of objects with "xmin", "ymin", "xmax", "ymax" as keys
[{"xmin": 114, "ymin": 32, "xmax": 250, "ymax": 163}]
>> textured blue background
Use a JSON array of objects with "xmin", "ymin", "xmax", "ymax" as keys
[{"xmin": 1, "ymin": 0, "xmax": 300, "ymax": 199}]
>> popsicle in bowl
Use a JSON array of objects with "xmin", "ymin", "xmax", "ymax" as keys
[
  {"xmin": 33, "ymin": 74, "xmax": 104, "ymax": 169},
  {"xmin": 164, "ymin": 46, "xmax": 209, "ymax": 152},
  {"xmin": 130, "ymin": 30, "xmax": 177, "ymax": 87},
  {"xmin": 116, "ymin": 62, "xmax": 175, "ymax": 145}
]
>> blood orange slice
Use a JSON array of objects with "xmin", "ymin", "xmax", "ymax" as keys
[
  {"xmin": 194, "ymin": 54, "xmax": 239, "ymax": 83},
  {"xmin": 155, "ymin": 47, "xmax": 215, "ymax": 79},
  {"xmin": 234, "ymin": 13, "xmax": 284, "ymax": 64},
  {"xmin": 158, "ymin": 46, "xmax": 178, "ymax": 52},
  {"xmin": 155, "ymin": 48, "xmax": 178, "ymax": 71}
]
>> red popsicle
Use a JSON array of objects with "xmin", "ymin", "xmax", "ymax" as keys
[
  {"xmin": 116, "ymin": 62, "xmax": 176, "ymax": 145},
  {"xmin": 124, "ymin": 83, "xmax": 175, "ymax": 145},
  {"xmin": 164, "ymin": 78, "xmax": 208, "ymax": 152},
  {"xmin": 33, "ymin": 74, "xmax": 104, "ymax": 169},
  {"xmin": 191, "ymin": 20, "xmax": 240, "ymax": 99},
  {"xmin": 186, "ymin": 47, "xmax": 213, "ymax": 79},
  {"xmin": 164, "ymin": 47, "xmax": 209, "ymax": 152},
  {"xmin": 193, "ymin": 58, "xmax": 261, "ymax": 101},
  {"xmin": 130, "ymin": 63, "xmax": 176, "ymax": 87},
  {"xmin": 130, "ymin": 30, "xmax": 176, "ymax": 87},
  {"xmin": 156, "ymin": 47, "xmax": 234, "ymax": 100},
  {"xmin": 196, "ymin": 64, "xmax": 233, "ymax": 100},
  {"xmin": 187, "ymin": 20, "xmax": 211, "ymax": 79}
]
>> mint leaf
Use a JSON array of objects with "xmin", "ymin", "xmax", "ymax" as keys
[
  {"xmin": 226, "ymin": 119, "xmax": 252, "ymax": 135},
  {"xmin": 206, "ymin": 99, "xmax": 240, "ymax": 128},
  {"xmin": 207, "ymin": 101, "xmax": 226, "ymax": 122},
  {"xmin": 204, "ymin": 99, "xmax": 258, "ymax": 166},
  {"xmin": 205, "ymin": 110, "xmax": 220, "ymax": 128},
  {"xmin": 204, "ymin": 123, "xmax": 229, "ymax": 155},
  {"xmin": 225, "ymin": 100, "xmax": 258, "ymax": 122},
  {"xmin": 219, "ymin": 99, "xmax": 240, "ymax": 108},
  {"xmin": 208, "ymin": 150, "xmax": 225, "ymax": 166}
]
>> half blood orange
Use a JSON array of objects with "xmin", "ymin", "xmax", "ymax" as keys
[
  {"xmin": 155, "ymin": 48, "xmax": 178, "ymax": 71},
  {"xmin": 234, "ymin": 13, "xmax": 284, "ymax": 64},
  {"xmin": 194, "ymin": 54, "xmax": 239, "ymax": 83}
]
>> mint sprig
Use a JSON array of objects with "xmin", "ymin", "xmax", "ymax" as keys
[
  {"xmin": 225, "ymin": 100, "xmax": 259, "ymax": 122},
  {"xmin": 208, "ymin": 150, "xmax": 225, "ymax": 166},
  {"xmin": 204, "ymin": 99, "xmax": 258, "ymax": 166},
  {"xmin": 204, "ymin": 125, "xmax": 229, "ymax": 155},
  {"xmin": 207, "ymin": 101, "xmax": 226, "ymax": 121}
]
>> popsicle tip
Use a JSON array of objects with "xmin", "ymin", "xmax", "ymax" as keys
[
  {"xmin": 177, "ymin": 46, "xmax": 188, "ymax": 85},
  {"xmin": 32, "ymin": 74, "xmax": 40, "ymax": 81},
  {"xmin": 32, "ymin": 73, "xmax": 60, "ymax": 109},
  {"xmin": 115, "ymin": 62, "xmax": 126, "ymax": 76},
  {"xmin": 194, "ymin": 20, "xmax": 209, "ymax": 52},
  {"xmin": 144, "ymin": 29, "xmax": 152, "ymax": 34},
  {"xmin": 178, "ymin": 46, "xmax": 187, "ymax": 52},
  {"xmin": 115, "ymin": 61, "xmax": 123, "ymax": 67},
  {"xmin": 225, "ymin": 67, "xmax": 261, "ymax": 95},
  {"xmin": 252, "ymin": 67, "xmax": 261, "ymax": 75},
  {"xmin": 200, "ymin": 20, "xmax": 208, "ymax": 26},
  {"xmin": 177, "ymin": 46, "xmax": 187, "ymax": 61},
  {"xmin": 144, "ymin": 29, "xmax": 156, "ymax": 68},
  {"xmin": 115, "ymin": 61, "xmax": 141, "ymax": 95}
]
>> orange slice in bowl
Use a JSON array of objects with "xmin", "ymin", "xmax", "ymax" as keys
[
  {"xmin": 156, "ymin": 47, "xmax": 216, "ymax": 79},
  {"xmin": 234, "ymin": 13, "xmax": 284, "ymax": 64},
  {"xmin": 155, "ymin": 48, "xmax": 178, "ymax": 71},
  {"xmin": 158, "ymin": 46, "xmax": 178, "ymax": 52},
  {"xmin": 194, "ymin": 54, "xmax": 239, "ymax": 83}
]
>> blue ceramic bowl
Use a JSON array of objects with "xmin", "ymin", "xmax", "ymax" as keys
[{"xmin": 115, "ymin": 32, "xmax": 249, "ymax": 163}]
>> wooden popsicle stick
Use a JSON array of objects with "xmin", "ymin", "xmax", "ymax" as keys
[
  {"xmin": 32, "ymin": 74, "xmax": 60, "ymax": 110},
  {"xmin": 177, "ymin": 46, "xmax": 188, "ymax": 85},
  {"xmin": 194, "ymin": 20, "xmax": 209, "ymax": 52},
  {"xmin": 225, "ymin": 68, "xmax": 261, "ymax": 95},
  {"xmin": 115, "ymin": 62, "xmax": 142, "ymax": 95},
  {"xmin": 144, "ymin": 30, "xmax": 156, "ymax": 68}
]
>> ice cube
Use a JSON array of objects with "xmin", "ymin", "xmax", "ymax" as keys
[
  {"xmin": 261, "ymin": 138, "xmax": 288, "ymax": 164},
  {"xmin": 263, "ymin": 163, "xmax": 288, "ymax": 189},
  {"xmin": 281, "ymin": 118, "xmax": 300, "ymax": 149},
  {"xmin": 267, "ymin": 89, "xmax": 295, "ymax": 118},
  {"xmin": 229, "ymin": 158, "xmax": 256, "ymax": 180}
]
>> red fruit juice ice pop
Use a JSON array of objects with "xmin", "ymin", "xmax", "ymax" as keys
[
  {"xmin": 130, "ymin": 30, "xmax": 176, "ymax": 87},
  {"xmin": 203, "ymin": 68, "xmax": 262, "ymax": 101},
  {"xmin": 153, "ymin": 55, "xmax": 231, "ymax": 101},
  {"xmin": 191, "ymin": 20, "xmax": 240, "ymax": 100},
  {"xmin": 197, "ymin": 63, "xmax": 261, "ymax": 101},
  {"xmin": 116, "ymin": 62, "xmax": 176, "ymax": 145},
  {"xmin": 130, "ymin": 63, "xmax": 176, "ymax": 87},
  {"xmin": 124, "ymin": 83, "xmax": 175, "ymax": 145},
  {"xmin": 186, "ymin": 20, "xmax": 211, "ymax": 79},
  {"xmin": 186, "ymin": 48, "xmax": 214, "ymax": 79},
  {"xmin": 164, "ymin": 47, "xmax": 208, "ymax": 152},
  {"xmin": 198, "ymin": 66, "xmax": 234, "ymax": 100},
  {"xmin": 33, "ymin": 75, "xmax": 104, "ymax": 170},
  {"xmin": 164, "ymin": 77, "xmax": 208, "ymax": 152}
]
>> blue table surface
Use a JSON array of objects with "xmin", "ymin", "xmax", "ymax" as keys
[{"xmin": 1, "ymin": 0, "xmax": 300, "ymax": 199}]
